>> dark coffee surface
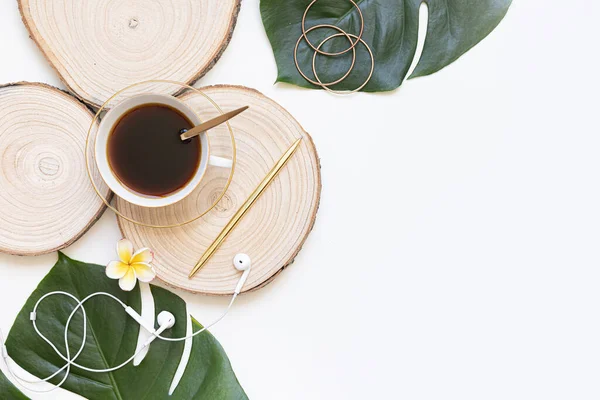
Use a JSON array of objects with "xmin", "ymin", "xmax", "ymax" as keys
[{"xmin": 107, "ymin": 104, "xmax": 200, "ymax": 197}]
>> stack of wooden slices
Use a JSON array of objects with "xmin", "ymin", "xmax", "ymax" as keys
[{"xmin": 0, "ymin": 1, "xmax": 322, "ymax": 295}]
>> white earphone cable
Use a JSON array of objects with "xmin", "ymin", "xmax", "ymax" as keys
[
  {"xmin": 0, "ymin": 254, "xmax": 250, "ymax": 394},
  {"xmin": 2, "ymin": 291, "xmax": 239, "ymax": 393},
  {"xmin": 151, "ymin": 294, "xmax": 237, "ymax": 342}
]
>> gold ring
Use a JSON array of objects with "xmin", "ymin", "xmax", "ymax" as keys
[
  {"xmin": 295, "ymin": 24, "xmax": 356, "ymax": 87},
  {"xmin": 312, "ymin": 33, "xmax": 374, "ymax": 94},
  {"xmin": 302, "ymin": 0, "xmax": 364, "ymax": 56}
]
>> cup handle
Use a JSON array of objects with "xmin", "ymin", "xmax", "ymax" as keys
[{"xmin": 209, "ymin": 156, "xmax": 233, "ymax": 169}]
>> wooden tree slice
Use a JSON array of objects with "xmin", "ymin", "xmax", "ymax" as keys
[
  {"xmin": 118, "ymin": 85, "xmax": 322, "ymax": 295},
  {"xmin": 0, "ymin": 83, "xmax": 110, "ymax": 256},
  {"xmin": 18, "ymin": 0, "xmax": 242, "ymax": 109}
]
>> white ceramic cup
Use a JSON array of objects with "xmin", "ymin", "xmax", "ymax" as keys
[{"xmin": 95, "ymin": 94, "xmax": 233, "ymax": 208}]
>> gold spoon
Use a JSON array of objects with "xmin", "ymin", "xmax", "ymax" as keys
[{"xmin": 180, "ymin": 106, "xmax": 249, "ymax": 141}]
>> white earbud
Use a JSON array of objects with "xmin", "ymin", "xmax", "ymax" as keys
[
  {"xmin": 125, "ymin": 307, "xmax": 176, "ymax": 347},
  {"xmin": 233, "ymin": 254, "xmax": 251, "ymax": 294},
  {"xmin": 157, "ymin": 311, "xmax": 176, "ymax": 329},
  {"xmin": 143, "ymin": 311, "xmax": 176, "ymax": 347}
]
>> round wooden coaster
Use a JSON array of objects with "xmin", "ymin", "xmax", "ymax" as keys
[
  {"xmin": 0, "ymin": 83, "xmax": 110, "ymax": 256},
  {"xmin": 18, "ymin": 0, "xmax": 242, "ymax": 109},
  {"xmin": 118, "ymin": 85, "xmax": 322, "ymax": 295}
]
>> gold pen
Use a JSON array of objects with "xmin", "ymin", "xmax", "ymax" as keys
[{"xmin": 189, "ymin": 137, "xmax": 303, "ymax": 279}]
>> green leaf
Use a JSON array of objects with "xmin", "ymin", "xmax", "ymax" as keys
[
  {"xmin": 5, "ymin": 252, "xmax": 247, "ymax": 400},
  {"xmin": 260, "ymin": 0, "xmax": 512, "ymax": 92},
  {"xmin": 0, "ymin": 370, "xmax": 29, "ymax": 400}
]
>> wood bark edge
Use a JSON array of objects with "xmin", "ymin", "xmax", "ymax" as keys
[{"xmin": 16, "ymin": 0, "xmax": 244, "ymax": 110}]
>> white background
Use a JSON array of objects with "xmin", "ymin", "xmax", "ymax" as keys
[{"xmin": 1, "ymin": 0, "xmax": 600, "ymax": 399}]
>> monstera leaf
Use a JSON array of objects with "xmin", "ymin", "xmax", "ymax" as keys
[
  {"xmin": 5, "ymin": 253, "xmax": 247, "ymax": 399},
  {"xmin": 260, "ymin": 0, "xmax": 512, "ymax": 92},
  {"xmin": 0, "ymin": 370, "xmax": 28, "ymax": 400}
]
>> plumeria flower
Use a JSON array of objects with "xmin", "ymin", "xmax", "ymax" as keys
[{"xmin": 106, "ymin": 239, "xmax": 156, "ymax": 291}]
